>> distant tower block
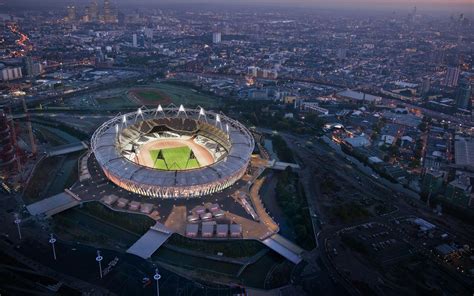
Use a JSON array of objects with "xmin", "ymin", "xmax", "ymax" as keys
[{"xmin": 212, "ymin": 32, "xmax": 222, "ymax": 44}]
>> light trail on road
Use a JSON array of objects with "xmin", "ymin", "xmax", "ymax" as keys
[{"xmin": 8, "ymin": 24, "xmax": 30, "ymax": 57}]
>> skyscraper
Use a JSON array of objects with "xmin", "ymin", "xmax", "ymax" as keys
[
  {"xmin": 456, "ymin": 81, "xmax": 472, "ymax": 110},
  {"xmin": 102, "ymin": 0, "xmax": 117, "ymax": 23},
  {"xmin": 90, "ymin": 1, "xmax": 99, "ymax": 21},
  {"xmin": 132, "ymin": 33, "xmax": 138, "ymax": 47},
  {"xmin": 66, "ymin": 5, "xmax": 76, "ymax": 22},
  {"xmin": 443, "ymin": 66, "xmax": 461, "ymax": 87},
  {"xmin": 212, "ymin": 32, "xmax": 222, "ymax": 44}
]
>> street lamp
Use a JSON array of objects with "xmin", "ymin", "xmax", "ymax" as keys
[
  {"xmin": 13, "ymin": 213, "xmax": 21, "ymax": 240},
  {"xmin": 49, "ymin": 233, "xmax": 57, "ymax": 260},
  {"xmin": 154, "ymin": 268, "xmax": 161, "ymax": 296},
  {"xmin": 96, "ymin": 250, "xmax": 103, "ymax": 279}
]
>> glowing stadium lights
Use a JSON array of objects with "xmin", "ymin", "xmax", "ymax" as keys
[
  {"xmin": 115, "ymin": 124, "xmax": 119, "ymax": 134},
  {"xmin": 155, "ymin": 104, "xmax": 164, "ymax": 117},
  {"xmin": 215, "ymin": 114, "xmax": 223, "ymax": 129},
  {"xmin": 177, "ymin": 104, "xmax": 187, "ymax": 117},
  {"xmin": 198, "ymin": 107, "xmax": 207, "ymax": 122},
  {"xmin": 135, "ymin": 108, "xmax": 144, "ymax": 122},
  {"xmin": 122, "ymin": 115, "xmax": 127, "ymax": 125},
  {"xmin": 226, "ymin": 123, "xmax": 230, "ymax": 135}
]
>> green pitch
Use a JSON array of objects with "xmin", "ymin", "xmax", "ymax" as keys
[{"xmin": 149, "ymin": 146, "xmax": 200, "ymax": 170}]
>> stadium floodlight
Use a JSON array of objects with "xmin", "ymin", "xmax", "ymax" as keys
[
  {"xmin": 215, "ymin": 114, "xmax": 223, "ymax": 129},
  {"xmin": 135, "ymin": 108, "xmax": 144, "ymax": 122},
  {"xmin": 122, "ymin": 115, "xmax": 127, "ymax": 125},
  {"xmin": 226, "ymin": 123, "xmax": 230, "ymax": 135},
  {"xmin": 155, "ymin": 104, "xmax": 164, "ymax": 117},
  {"xmin": 198, "ymin": 107, "xmax": 207, "ymax": 122},
  {"xmin": 177, "ymin": 104, "xmax": 187, "ymax": 117},
  {"xmin": 115, "ymin": 124, "xmax": 119, "ymax": 134}
]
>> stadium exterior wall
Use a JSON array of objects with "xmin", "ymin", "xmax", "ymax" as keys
[{"xmin": 103, "ymin": 164, "xmax": 247, "ymax": 198}]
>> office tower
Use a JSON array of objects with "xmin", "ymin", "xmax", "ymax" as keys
[
  {"xmin": 90, "ymin": 1, "xmax": 99, "ymax": 21},
  {"xmin": 67, "ymin": 5, "xmax": 76, "ymax": 22},
  {"xmin": 212, "ymin": 32, "xmax": 222, "ymax": 44},
  {"xmin": 443, "ymin": 66, "xmax": 460, "ymax": 87},
  {"xmin": 23, "ymin": 57, "xmax": 43, "ymax": 78},
  {"xmin": 456, "ymin": 81, "xmax": 472, "ymax": 110},
  {"xmin": 144, "ymin": 28, "xmax": 153, "ymax": 40},
  {"xmin": 103, "ymin": 0, "xmax": 118, "ymax": 23},
  {"xmin": 132, "ymin": 33, "xmax": 138, "ymax": 47}
]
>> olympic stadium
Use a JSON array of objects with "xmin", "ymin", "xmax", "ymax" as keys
[{"xmin": 91, "ymin": 105, "xmax": 254, "ymax": 199}]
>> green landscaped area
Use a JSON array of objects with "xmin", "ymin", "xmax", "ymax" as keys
[
  {"xmin": 96, "ymin": 96, "xmax": 137, "ymax": 108},
  {"xmin": 136, "ymin": 90, "xmax": 167, "ymax": 101},
  {"xmin": 150, "ymin": 146, "xmax": 200, "ymax": 170},
  {"xmin": 140, "ymin": 82, "xmax": 221, "ymax": 107},
  {"xmin": 52, "ymin": 201, "xmax": 155, "ymax": 248}
]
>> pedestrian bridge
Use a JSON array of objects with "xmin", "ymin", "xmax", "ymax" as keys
[
  {"xmin": 26, "ymin": 190, "xmax": 81, "ymax": 217},
  {"xmin": 266, "ymin": 160, "xmax": 301, "ymax": 171},
  {"xmin": 262, "ymin": 234, "xmax": 304, "ymax": 264},
  {"xmin": 47, "ymin": 142, "xmax": 88, "ymax": 157},
  {"xmin": 126, "ymin": 223, "xmax": 173, "ymax": 259}
]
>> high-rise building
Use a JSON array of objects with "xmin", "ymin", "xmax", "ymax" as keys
[
  {"xmin": 102, "ymin": 0, "xmax": 117, "ymax": 23},
  {"xmin": 212, "ymin": 32, "xmax": 222, "ymax": 44},
  {"xmin": 420, "ymin": 78, "xmax": 431, "ymax": 96},
  {"xmin": 443, "ymin": 66, "xmax": 461, "ymax": 87},
  {"xmin": 23, "ymin": 56, "xmax": 43, "ymax": 78},
  {"xmin": 66, "ymin": 5, "xmax": 76, "ymax": 22},
  {"xmin": 144, "ymin": 28, "xmax": 153, "ymax": 40},
  {"xmin": 132, "ymin": 33, "xmax": 138, "ymax": 47},
  {"xmin": 456, "ymin": 81, "xmax": 472, "ymax": 110},
  {"xmin": 90, "ymin": 1, "xmax": 99, "ymax": 21}
]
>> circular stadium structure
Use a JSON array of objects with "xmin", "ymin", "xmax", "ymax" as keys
[{"xmin": 91, "ymin": 105, "xmax": 254, "ymax": 198}]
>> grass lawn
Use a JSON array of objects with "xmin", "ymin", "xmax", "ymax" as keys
[
  {"xmin": 154, "ymin": 82, "xmax": 220, "ymax": 107},
  {"xmin": 137, "ymin": 90, "xmax": 166, "ymax": 100},
  {"xmin": 149, "ymin": 146, "xmax": 200, "ymax": 170},
  {"xmin": 96, "ymin": 96, "xmax": 136, "ymax": 108}
]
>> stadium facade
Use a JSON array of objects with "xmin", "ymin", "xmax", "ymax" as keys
[{"xmin": 91, "ymin": 105, "xmax": 254, "ymax": 198}]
